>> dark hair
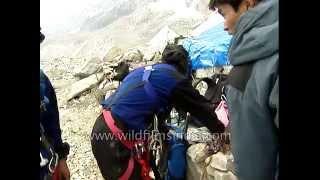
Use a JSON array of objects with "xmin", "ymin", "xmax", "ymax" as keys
[
  {"xmin": 161, "ymin": 44, "xmax": 189, "ymax": 75},
  {"xmin": 209, "ymin": 0, "xmax": 261, "ymax": 12},
  {"xmin": 40, "ymin": 27, "xmax": 45, "ymax": 43}
]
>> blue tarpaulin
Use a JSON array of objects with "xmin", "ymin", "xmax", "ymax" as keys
[{"xmin": 183, "ymin": 23, "xmax": 233, "ymax": 70}]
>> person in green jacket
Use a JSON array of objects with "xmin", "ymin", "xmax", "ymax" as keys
[{"xmin": 209, "ymin": 0, "xmax": 279, "ymax": 179}]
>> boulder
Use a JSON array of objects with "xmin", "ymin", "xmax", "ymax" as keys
[
  {"xmin": 103, "ymin": 46, "xmax": 124, "ymax": 62},
  {"xmin": 65, "ymin": 72, "xmax": 105, "ymax": 101},
  {"xmin": 148, "ymin": 26, "xmax": 178, "ymax": 52},
  {"xmin": 144, "ymin": 26, "xmax": 178, "ymax": 61},
  {"xmin": 74, "ymin": 57, "xmax": 103, "ymax": 79},
  {"xmin": 206, "ymin": 152, "xmax": 228, "ymax": 171},
  {"xmin": 148, "ymin": 51, "xmax": 162, "ymax": 62},
  {"xmin": 121, "ymin": 49, "xmax": 143, "ymax": 63},
  {"xmin": 94, "ymin": 81, "xmax": 119, "ymax": 103},
  {"xmin": 187, "ymin": 143, "xmax": 208, "ymax": 163},
  {"xmin": 186, "ymin": 137, "xmax": 238, "ymax": 180},
  {"xmin": 207, "ymin": 171, "xmax": 238, "ymax": 180}
]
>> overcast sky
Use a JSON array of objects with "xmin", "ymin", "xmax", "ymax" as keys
[
  {"xmin": 40, "ymin": 0, "xmax": 213, "ymax": 36},
  {"xmin": 40, "ymin": 0, "xmax": 105, "ymax": 35}
]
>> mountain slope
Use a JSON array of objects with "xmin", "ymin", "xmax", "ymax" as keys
[{"xmin": 40, "ymin": 0, "xmax": 211, "ymax": 60}]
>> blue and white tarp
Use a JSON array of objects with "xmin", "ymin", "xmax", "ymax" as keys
[{"xmin": 183, "ymin": 23, "xmax": 233, "ymax": 70}]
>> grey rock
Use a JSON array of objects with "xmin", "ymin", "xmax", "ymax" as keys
[
  {"xmin": 65, "ymin": 72, "xmax": 105, "ymax": 101},
  {"xmin": 103, "ymin": 46, "xmax": 124, "ymax": 62},
  {"xmin": 121, "ymin": 49, "xmax": 144, "ymax": 63},
  {"xmin": 207, "ymin": 152, "xmax": 228, "ymax": 171},
  {"xmin": 74, "ymin": 57, "xmax": 103, "ymax": 79}
]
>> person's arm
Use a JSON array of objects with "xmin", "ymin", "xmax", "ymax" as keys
[
  {"xmin": 41, "ymin": 73, "xmax": 63, "ymax": 149},
  {"xmin": 269, "ymin": 76, "xmax": 279, "ymax": 130},
  {"xmin": 41, "ymin": 72, "xmax": 69, "ymax": 159},
  {"xmin": 41, "ymin": 72, "xmax": 70, "ymax": 179},
  {"xmin": 170, "ymin": 79, "xmax": 225, "ymax": 133}
]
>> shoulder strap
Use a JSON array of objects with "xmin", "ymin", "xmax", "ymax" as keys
[
  {"xmin": 106, "ymin": 81, "xmax": 145, "ymax": 108},
  {"xmin": 142, "ymin": 65, "xmax": 159, "ymax": 104},
  {"xmin": 105, "ymin": 68, "xmax": 147, "ymax": 108},
  {"xmin": 40, "ymin": 123, "xmax": 54, "ymax": 153},
  {"xmin": 105, "ymin": 64, "xmax": 178, "ymax": 111},
  {"xmin": 40, "ymin": 70, "xmax": 49, "ymax": 112},
  {"xmin": 143, "ymin": 64, "xmax": 178, "ymax": 111},
  {"xmin": 40, "ymin": 70, "xmax": 46, "ymax": 100}
]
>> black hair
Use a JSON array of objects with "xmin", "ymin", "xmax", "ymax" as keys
[
  {"xmin": 209, "ymin": 0, "xmax": 262, "ymax": 12},
  {"xmin": 161, "ymin": 44, "xmax": 189, "ymax": 75},
  {"xmin": 40, "ymin": 27, "xmax": 45, "ymax": 43}
]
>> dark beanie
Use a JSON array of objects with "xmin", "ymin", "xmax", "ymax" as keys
[
  {"xmin": 40, "ymin": 27, "xmax": 45, "ymax": 43},
  {"xmin": 161, "ymin": 44, "xmax": 189, "ymax": 74}
]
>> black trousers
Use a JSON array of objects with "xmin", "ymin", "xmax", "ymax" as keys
[{"xmin": 90, "ymin": 114, "xmax": 142, "ymax": 180}]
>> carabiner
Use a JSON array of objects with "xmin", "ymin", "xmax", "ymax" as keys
[{"xmin": 48, "ymin": 150, "xmax": 59, "ymax": 174}]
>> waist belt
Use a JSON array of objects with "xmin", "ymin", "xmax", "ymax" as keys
[{"xmin": 102, "ymin": 110, "xmax": 151, "ymax": 180}]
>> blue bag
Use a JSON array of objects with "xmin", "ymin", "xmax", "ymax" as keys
[
  {"xmin": 183, "ymin": 23, "xmax": 233, "ymax": 70},
  {"xmin": 166, "ymin": 126, "xmax": 187, "ymax": 180}
]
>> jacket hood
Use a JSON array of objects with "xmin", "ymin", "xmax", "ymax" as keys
[{"xmin": 228, "ymin": 0, "xmax": 278, "ymax": 65}]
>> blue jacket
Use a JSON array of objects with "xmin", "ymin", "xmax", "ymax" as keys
[
  {"xmin": 40, "ymin": 69, "xmax": 63, "ymax": 148},
  {"xmin": 101, "ymin": 63, "xmax": 224, "ymax": 133}
]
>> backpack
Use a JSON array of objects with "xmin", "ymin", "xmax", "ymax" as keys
[
  {"xmin": 192, "ymin": 72, "xmax": 231, "ymax": 149},
  {"xmin": 193, "ymin": 73, "xmax": 228, "ymax": 105},
  {"xmin": 188, "ymin": 73, "xmax": 228, "ymax": 128},
  {"xmin": 165, "ymin": 126, "xmax": 187, "ymax": 180}
]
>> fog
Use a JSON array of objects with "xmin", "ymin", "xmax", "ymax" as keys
[
  {"xmin": 40, "ymin": 0, "xmax": 111, "ymax": 36},
  {"xmin": 40, "ymin": 0, "xmax": 214, "ymax": 59},
  {"xmin": 40, "ymin": 0, "xmax": 209, "ymax": 37}
]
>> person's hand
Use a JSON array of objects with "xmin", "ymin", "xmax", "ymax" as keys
[{"xmin": 56, "ymin": 159, "xmax": 70, "ymax": 180}]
